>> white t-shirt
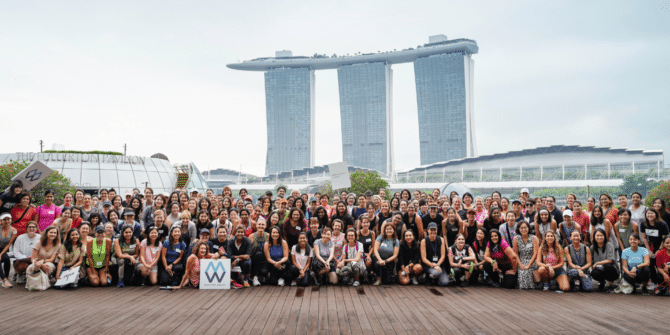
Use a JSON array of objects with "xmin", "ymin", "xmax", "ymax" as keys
[{"xmin": 291, "ymin": 245, "xmax": 313, "ymax": 269}]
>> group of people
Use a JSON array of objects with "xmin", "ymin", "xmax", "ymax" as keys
[{"xmin": 1, "ymin": 180, "xmax": 669, "ymax": 296}]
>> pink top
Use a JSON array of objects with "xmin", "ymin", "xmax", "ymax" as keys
[
  {"xmin": 189, "ymin": 257, "xmax": 201, "ymax": 286},
  {"xmin": 486, "ymin": 240, "xmax": 511, "ymax": 264},
  {"xmin": 141, "ymin": 239, "xmax": 161, "ymax": 266},
  {"xmin": 331, "ymin": 232, "xmax": 345, "ymax": 260},
  {"xmin": 544, "ymin": 250, "xmax": 559, "ymax": 266},
  {"xmin": 475, "ymin": 209, "xmax": 488, "ymax": 225},
  {"xmin": 35, "ymin": 204, "xmax": 61, "ymax": 231}
]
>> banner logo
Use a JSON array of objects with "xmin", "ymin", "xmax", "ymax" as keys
[
  {"xmin": 205, "ymin": 261, "xmax": 226, "ymax": 283},
  {"xmin": 25, "ymin": 169, "xmax": 42, "ymax": 182}
]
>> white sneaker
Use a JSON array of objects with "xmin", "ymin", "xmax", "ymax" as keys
[
  {"xmin": 411, "ymin": 276, "xmax": 419, "ymax": 285},
  {"xmin": 278, "ymin": 278, "xmax": 285, "ymax": 287},
  {"xmin": 252, "ymin": 276, "xmax": 261, "ymax": 287},
  {"xmin": 353, "ymin": 281, "xmax": 360, "ymax": 287},
  {"xmin": 291, "ymin": 280, "xmax": 297, "ymax": 286}
]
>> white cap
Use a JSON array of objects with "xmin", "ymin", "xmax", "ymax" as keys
[
  {"xmin": 0, "ymin": 213, "xmax": 11, "ymax": 220},
  {"xmin": 189, "ymin": 188, "xmax": 198, "ymax": 193},
  {"xmin": 520, "ymin": 188, "xmax": 529, "ymax": 194},
  {"xmin": 563, "ymin": 209, "xmax": 573, "ymax": 217}
]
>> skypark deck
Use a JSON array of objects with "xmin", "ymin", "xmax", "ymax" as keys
[{"xmin": 227, "ymin": 39, "xmax": 478, "ymax": 71}]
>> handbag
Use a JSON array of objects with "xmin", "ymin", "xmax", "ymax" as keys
[
  {"xmin": 26, "ymin": 269, "xmax": 50, "ymax": 291},
  {"xmin": 614, "ymin": 277, "xmax": 633, "ymax": 294}
]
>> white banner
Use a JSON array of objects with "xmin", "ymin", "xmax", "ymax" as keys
[
  {"xmin": 328, "ymin": 161, "xmax": 351, "ymax": 190},
  {"xmin": 55, "ymin": 266, "xmax": 80, "ymax": 287},
  {"xmin": 11, "ymin": 161, "xmax": 54, "ymax": 191},
  {"xmin": 199, "ymin": 259, "xmax": 231, "ymax": 290}
]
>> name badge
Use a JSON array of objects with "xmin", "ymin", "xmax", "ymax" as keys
[
  {"xmin": 159, "ymin": 230, "xmax": 164, "ymax": 234},
  {"xmin": 296, "ymin": 227, "xmax": 301, "ymax": 231},
  {"xmin": 432, "ymin": 256, "xmax": 438, "ymax": 262},
  {"xmin": 213, "ymin": 245, "xmax": 219, "ymax": 250},
  {"xmin": 96, "ymin": 261, "xmax": 102, "ymax": 267},
  {"xmin": 619, "ymin": 229, "xmax": 626, "ymax": 233},
  {"xmin": 175, "ymin": 249, "xmax": 181, "ymax": 253},
  {"xmin": 647, "ymin": 229, "xmax": 659, "ymax": 237},
  {"xmin": 48, "ymin": 211, "xmax": 55, "ymax": 215},
  {"xmin": 366, "ymin": 238, "xmax": 371, "ymax": 243},
  {"xmin": 129, "ymin": 244, "xmax": 136, "ymax": 249}
]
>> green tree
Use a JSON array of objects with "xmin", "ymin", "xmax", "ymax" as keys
[
  {"xmin": 319, "ymin": 170, "xmax": 390, "ymax": 200},
  {"xmin": 644, "ymin": 180, "xmax": 670, "ymax": 207},
  {"xmin": 0, "ymin": 160, "xmax": 76, "ymax": 206},
  {"xmin": 621, "ymin": 173, "xmax": 659, "ymax": 197}
]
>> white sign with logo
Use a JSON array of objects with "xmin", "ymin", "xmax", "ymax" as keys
[
  {"xmin": 328, "ymin": 161, "xmax": 351, "ymax": 190},
  {"xmin": 11, "ymin": 161, "xmax": 54, "ymax": 191},
  {"xmin": 199, "ymin": 259, "xmax": 231, "ymax": 290},
  {"xmin": 54, "ymin": 266, "xmax": 80, "ymax": 287}
]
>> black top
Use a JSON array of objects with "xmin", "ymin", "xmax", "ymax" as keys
[
  {"xmin": 0, "ymin": 192, "xmax": 20, "ymax": 215},
  {"xmin": 227, "ymin": 237, "xmax": 252, "ymax": 257},
  {"xmin": 444, "ymin": 221, "xmax": 460, "ymax": 247},
  {"xmin": 399, "ymin": 241, "xmax": 420, "ymax": 266},
  {"xmin": 550, "ymin": 207, "xmax": 564, "ymax": 224},
  {"xmin": 640, "ymin": 221, "xmax": 670, "ymax": 253},
  {"xmin": 358, "ymin": 230, "xmax": 374, "ymax": 254},
  {"xmin": 402, "ymin": 213, "xmax": 421, "ymax": 239},
  {"xmin": 483, "ymin": 218, "xmax": 502, "ymax": 232},
  {"xmin": 144, "ymin": 223, "xmax": 169, "ymax": 242},
  {"xmin": 209, "ymin": 237, "xmax": 228, "ymax": 255},
  {"xmin": 422, "ymin": 236, "xmax": 447, "ymax": 270},
  {"xmin": 332, "ymin": 213, "xmax": 355, "ymax": 232},
  {"xmin": 307, "ymin": 229, "xmax": 321, "ymax": 248},
  {"xmin": 422, "ymin": 214, "xmax": 444, "ymax": 237},
  {"xmin": 465, "ymin": 224, "xmax": 477, "ymax": 246}
]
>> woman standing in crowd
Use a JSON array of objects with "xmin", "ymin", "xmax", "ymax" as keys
[
  {"xmin": 565, "ymin": 230, "xmax": 593, "ymax": 291},
  {"xmin": 473, "ymin": 197, "xmax": 488, "ymax": 226},
  {"xmin": 332, "ymin": 201, "xmax": 355, "ymax": 232},
  {"xmin": 10, "ymin": 192, "xmax": 35, "ymax": 236},
  {"xmin": 80, "ymin": 194, "xmax": 99, "ymax": 221},
  {"xmin": 264, "ymin": 226, "xmax": 290, "ymax": 286},
  {"xmin": 55, "ymin": 228, "xmax": 83, "ymax": 288},
  {"xmin": 590, "ymin": 228, "xmax": 619, "ymax": 291},
  {"xmin": 35, "ymin": 190, "xmax": 61, "ymax": 232},
  {"xmin": 0, "ymin": 181, "xmax": 24, "ymax": 216},
  {"xmin": 402, "ymin": 203, "xmax": 423, "ymax": 240},
  {"xmin": 442, "ymin": 207, "xmax": 464, "ymax": 246},
  {"xmin": 250, "ymin": 219, "xmax": 268, "ymax": 286},
  {"xmin": 337, "ymin": 228, "xmax": 364, "ymax": 286},
  {"xmin": 590, "ymin": 205, "xmax": 616, "ymax": 249},
  {"xmin": 330, "ymin": 220, "xmax": 345, "ymax": 265},
  {"xmin": 513, "ymin": 221, "xmax": 539, "ymax": 290},
  {"xmin": 535, "ymin": 207, "xmax": 557, "ymax": 246},
  {"xmin": 484, "ymin": 229, "xmax": 517, "ymax": 289},
  {"xmin": 0, "ymin": 213, "xmax": 18, "ymax": 288},
  {"xmin": 284, "ymin": 208, "xmax": 306, "ymax": 251},
  {"xmin": 290, "ymin": 232, "xmax": 312, "ymax": 286},
  {"xmin": 160, "ymin": 226, "xmax": 185, "ymax": 286},
  {"xmin": 448, "ymin": 234, "xmax": 476, "ymax": 287},
  {"xmin": 537, "ymin": 230, "xmax": 569, "ymax": 291},
  {"xmin": 651, "ymin": 198, "xmax": 670, "ymax": 224},
  {"xmin": 114, "ymin": 225, "xmax": 139, "ymax": 287},
  {"xmin": 621, "ymin": 234, "xmax": 651, "ymax": 294},
  {"xmin": 654, "ymin": 236, "xmax": 670, "ymax": 295},
  {"xmin": 483, "ymin": 207, "xmax": 503, "ymax": 233},
  {"xmin": 86, "ymin": 225, "xmax": 112, "ymax": 287},
  {"xmin": 420, "ymin": 223, "xmax": 449, "ymax": 286},
  {"xmin": 313, "ymin": 227, "xmax": 336, "ymax": 285},
  {"xmin": 165, "ymin": 202, "xmax": 181, "ymax": 227},
  {"xmin": 614, "ymin": 208, "xmax": 639, "ymax": 252},
  {"xmin": 398, "ymin": 230, "xmax": 421, "ymax": 285},
  {"xmin": 499, "ymin": 211, "xmax": 518, "ymax": 246},
  {"xmin": 195, "ymin": 210, "xmax": 214, "ymax": 237},
  {"xmin": 357, "ymin": 215, "xmax": 375, "ymax": 279}
]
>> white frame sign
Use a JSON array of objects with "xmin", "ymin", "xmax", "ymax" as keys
[
  {"xmin": 328, "ymin": 161, "xmax": 351, "ymax": 190},
  {"xmin": 199, "ymin": 259, "xmax": 231, "ymax": 290}
]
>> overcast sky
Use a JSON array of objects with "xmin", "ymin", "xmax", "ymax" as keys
[{"xmin": 1, "ymin": 0, "xmax": 668, "ymax": 176}]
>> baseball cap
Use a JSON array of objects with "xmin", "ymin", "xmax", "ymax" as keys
[
  {"xmin": 563, "ymin": 209, "xmax": 573, "ymax": 217},
  {"xmin": 520, "ymin": 188, "xmax": 529, "ymax": 194},
  {"xmin": 125, "ymin": 190, "xmax": 133, "ymax": 196},
  {"xmin": 94, "ymin": 225, "xmax": 105, "ymax": 233},
  {"xmin": 309, "ymin": 196, "xmax": 318, "ymax": 203},
  {"xmin": 265, "ymin": 191, "xmax": 273, "ymax": 196},
  {"xmin": 200, "ymin": 228, "xmax": 211, "ymax": 235},
  {"xmin": 102, "ymin": 200, "xmax": 112, "ymax": 207},
  {"xmin": 123, "ymin": 208, "xmax": 135, "ymax": 216},
  {"xmin": 427, "ymin": 222, "xmax": 438, "ymax": 230},
  {"xmin": 189, "ymin": 188, "xmax": 198, "ymax": 193},
  {"xmin": 244, "ymin": 195, "xmax": 253, "ymax": 201},
  {"xmin": 512, "ymin": 199, "xmax": 522, "ymax": 205},
  {"xmin": 0, "ymin": 213, "xmax": 11, "ymax": 220},
  {"xmin": 429, "ymin": 204, "xmax": 438, "ymax": 209}
]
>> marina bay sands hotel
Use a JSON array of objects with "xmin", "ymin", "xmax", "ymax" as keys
[{"xmin": 227, "ymin": 35, "xmax": 478, "ymax": 176}]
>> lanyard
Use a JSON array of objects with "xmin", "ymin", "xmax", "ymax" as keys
[
  {"xmin": 575, "ymin": 247, "xmax": 581, "ymax": 265},
  {"xmin": 430, "ymin": 238, "xmax": 439, "ymax": 257}
]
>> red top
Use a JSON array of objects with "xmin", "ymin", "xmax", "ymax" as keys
[
  {"xmin": 10, "ymin": 206, "xmax": 36, "ymax": 236},
  {"xmin": 656, "ymin": 249, "xmax": 670, "ymax": 269}
]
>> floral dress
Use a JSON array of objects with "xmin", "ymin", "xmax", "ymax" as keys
[{"xmin": 515, "ymin": 235, "xmax": 537, "ymax": 289}]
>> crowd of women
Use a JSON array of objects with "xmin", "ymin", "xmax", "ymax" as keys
[{"xmin": 1, "ymin": 180, "xmax": 669, "ymax": 296}]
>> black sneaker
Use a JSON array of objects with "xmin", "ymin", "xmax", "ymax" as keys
[{"xmin": 460, "ymin": 281, "xmax": 469, "ymax": 287}]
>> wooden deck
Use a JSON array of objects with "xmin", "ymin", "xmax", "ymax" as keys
[{"xmin": 0, "ymin": 284, "xmax": 667, "ymax": 334}]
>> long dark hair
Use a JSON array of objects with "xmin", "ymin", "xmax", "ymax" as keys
[
  {"xmin": 145, "ymin": 227, "xmax": 160, "ymax": 247},
  {"xmin": 402, "ymin": 229, "xmax": 416, "ymax": 249},
  {"xmin": 592, "ymin": 228, "xmax": 608, "ymax": 255},
  {"xmin": 590, "ymin": 205, "xmax": 605, "ymax": 226},
  {"xmin": 643, "ymin": 208, "xmax": 662, "ymax": 228},
  {"xmin": 487, "ymin": 229, "xmax": 501, "ymax": 252},
  {"xmin": 168, "ymin": 225, "xmax": 181, "ymax": 246},
  {"xmin": 315, "ymin": 206, "xmax": 329, "ymax": 228},
  {"xmin": 40, "ymin": 226, "xmax": 60, "ymax": 247},
  {"xmin": 129, "ymin": 196, "xmax": 143, "ymax": 217},
  {"xmin": 269, "ymin": 226, "xmax": 283, "ymax": 246},
  {"xmin": 297, "ymin": 232, "xmax": 312, "ymax": 256},
  {"xmin": 63, "ymin": 228, "xmax": 82, "ymax": 253},
  {"xmin": 119, "ymin": 225, "xmax": 137, "ymax": 246}
]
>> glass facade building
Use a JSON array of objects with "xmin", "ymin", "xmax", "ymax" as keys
[
  {"xmin": 0, "ymin": 152, "xmax": 208, "ymax": 195},
  {"xmin": 264, "ymin": 67, "xmax": 315, "ymax": 175},
  {"xmin": 337, "ymin": 62, "xmax": 393, "ymax": 175},
  {"xmin": 414, "ymin": 52, "xmax": 477, "ymax": 165}
]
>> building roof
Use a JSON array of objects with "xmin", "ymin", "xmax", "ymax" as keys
[
  {"xmin": 227, "ymin": 39, "xmax": 478, "ymax": 71},
  {"xmin": 403, "ymin": 145, "xmax": 664, "ymax": 173}
]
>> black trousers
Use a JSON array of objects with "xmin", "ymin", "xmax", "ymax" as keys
[
  {"xmin": 484, "ymin": 262, "xmax": 516, "ymax": 289},
  {"xmin": 374, "ymin": 261, "xmax": 396, "ymax": 284},
  {"xmin": 623, "ymin": 266, "xmax": 650, "ymax": 286},
  {"xmin": 590, "ymin": 263, "xmax": 619, "ymax": 283},
  {"xmin": 158, "ymin": 261, "xmax": 184, "ymax": 285}
]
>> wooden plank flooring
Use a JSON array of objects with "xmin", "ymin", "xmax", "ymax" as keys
[{"xmin": 0, "ymin": 284, "xmax": 668, "ymax": 334}]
